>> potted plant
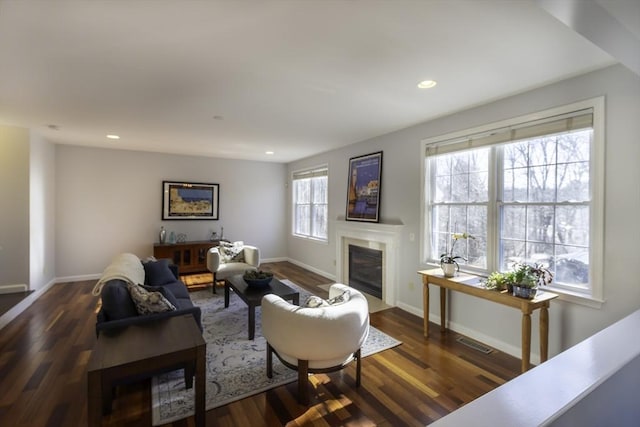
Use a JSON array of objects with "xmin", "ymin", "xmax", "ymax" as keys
[
  {"xmin": 509, "ymin": 262, "xmax": 553, "ymax": 299},
  {"xmin": 482, "ymin": 263, "xmax": 553, "ymax": 298},
  {"xmin": 483, "ymin": 271, "xmax": 511, "ymax": 292},
  {"xmin": 440, "ymin": 232, "xmax": 474, "ymax": 277}
]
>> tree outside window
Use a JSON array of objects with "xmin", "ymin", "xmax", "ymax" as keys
[{"xmin": 293, "ymin": 167, "xmax": 328, "ymax": 241}]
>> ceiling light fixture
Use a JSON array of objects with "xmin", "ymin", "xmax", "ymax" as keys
[
  {"xmin": 106, "ymin": 134, "xmax": 120, "ymax": 140},
  {"xmin": 265, "ymin": 151, "xmax": 275, "ymax": 155},
  {"xmin": 417, "ymin": 80, "xmax": 437, "ymax": 89}
]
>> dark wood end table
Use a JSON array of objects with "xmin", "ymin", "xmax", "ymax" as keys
[
  {"xmin": 225, "ymin": 274, "xmax": 300, "ymax": 340},
  {"xmin": 87, "ymin": 315, "xmax": 206, "ymax": 426}
]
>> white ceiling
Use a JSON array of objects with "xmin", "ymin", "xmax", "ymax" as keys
[{"xmin": 0, "ymin": 0, "xmax": 633, "ymax": 163}]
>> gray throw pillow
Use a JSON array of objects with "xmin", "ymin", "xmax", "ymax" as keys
[
  {"xmin": 143, "ymin": 259, "xmax": 176, "ymax": 286},
  {"xmin": 127, "ymin": 283, "xmax": 176, "ymax": 315}
]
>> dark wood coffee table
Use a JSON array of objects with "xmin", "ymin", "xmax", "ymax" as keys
[
  {"xmin": 87, "ymin": 315, "xmax": 206, "ymax": 426},
  {"xmin": 225, "ymin": 274, "xmax": 299, "ymax": 340}
]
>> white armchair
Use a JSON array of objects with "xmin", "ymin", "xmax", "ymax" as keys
[
  {"xmin": 207, "ymin": 243, "xmax": 260, "ymax": 293},
  {"xmin": 261, "ymin": 283, "xmax": 369, "ymax": 404}
]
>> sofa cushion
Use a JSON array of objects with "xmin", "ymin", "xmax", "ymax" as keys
[
  {"xmin": 143, "ymin": 258, "xmax": 176, "ymax": 286},
  {"xmin": 101, "ymin": 279, "xmax": 139, "ymax": 321},
  {"xmin": 127, "ymin": 283, "xmax": 176, "ymax": 315},
  {"xmin": 142, "ymin": 284, "xmax": 179, "ymax": 309},
  {"xmin": 160, "ymin": 280, "xmax": 190, "ymax": 299}
]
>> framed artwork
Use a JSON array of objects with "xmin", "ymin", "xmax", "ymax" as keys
[
  {"xmin": 162, "ymin": 181, "xmax": 219, "ymax": 220},
  {"xmin": 346, "ymin": 151, "xmax": 382, "ymax": 222}
]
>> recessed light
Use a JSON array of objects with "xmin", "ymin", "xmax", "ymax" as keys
[
  {"xmin": 265, "ymin": 151, "xmax": 274, "ymax": 155},
  {"xmin": 106, "ymin": 134, "xmax": 120, "ymax": 140},
  {"xmin": 417, "ymin": 80, "xmax": 437, "ymax": 89}
]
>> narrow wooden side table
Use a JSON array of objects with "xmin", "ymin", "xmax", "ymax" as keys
[
  {"xmin": 87, "ymin": 315, "xmax": 206, "ymax": 426},
  {"xmin": 418, "ymin": 269, "xmax": 558, "ymax": 373}
]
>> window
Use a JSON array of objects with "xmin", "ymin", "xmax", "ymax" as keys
[
  {"xmin": 423, "ymin": 98, "xmax": 604, "ymax": 302},
  {"xmin": 292, "ymin": 166, "xmax": 328, "ymax": 241}
]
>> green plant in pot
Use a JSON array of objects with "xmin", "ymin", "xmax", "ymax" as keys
[
  {"xmin": 510, "ymin": 262, "xmax": 553, "ymax": 299},
  {"xmin": 483, "ymin": 271, "xmax": 512, "ymax": 292},
  {"xmin": 440, "ymin": 232, "xmax": 474, "ymax": 277}
]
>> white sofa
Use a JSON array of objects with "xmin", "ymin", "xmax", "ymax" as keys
[
  {"xmin": 261, "ymin": 283, "xmax": 370, "ymax": 404},
  {"xmin": 206, "ymin": 243, "xmax": 260, "ymax": 293}
]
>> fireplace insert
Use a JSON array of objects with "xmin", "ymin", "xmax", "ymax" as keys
[{"xmin": 348, "ymin": 245, "xmax": 382, "ymax": 299}]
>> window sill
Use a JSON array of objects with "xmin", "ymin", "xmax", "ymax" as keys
[
  {"xmin": 292, "ymin": 234, "xmax": 329, "ymax": 245},
  {"xmin": 546, "ymin": 286, "xmax": 604, "ymax": 309}
]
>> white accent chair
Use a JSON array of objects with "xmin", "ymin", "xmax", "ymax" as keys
[
  {"xmin": 206, "ymin": 243, "xmax": 260, "ymax": 293},
  {"xmin": 261, "ymin": 283, "xmax": 370, "ymax": 404}
]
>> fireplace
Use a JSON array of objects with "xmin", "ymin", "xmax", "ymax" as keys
[
  {"xmin": 348, "ymin": 245, "xmax": 383, "ymax": 298},
  {"xmin": 334, "ymin": 221, "xmax": 403, "ymax": 306}
]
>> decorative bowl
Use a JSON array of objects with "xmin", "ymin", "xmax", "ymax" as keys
[
  {"xmin": 243, "ymin": 270, "xmax": 274, "ymax": 287},
  {"xmin": 244, "ymin": 277, "xmax": 273, "ymax": 287}
]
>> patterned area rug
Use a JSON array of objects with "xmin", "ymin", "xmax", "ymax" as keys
[{"xmin": 151, "ymin": 279, "xmax": 401, "ymax": 425}]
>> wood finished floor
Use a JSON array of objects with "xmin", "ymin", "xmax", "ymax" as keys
[{"xmin": 0, "ymin": 262, "xmax": 521, "ymax": 426}]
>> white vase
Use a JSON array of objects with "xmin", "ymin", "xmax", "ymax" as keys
[{"xmin": 441, "ymin": 261, "xmax": 458, "ymax": 278}]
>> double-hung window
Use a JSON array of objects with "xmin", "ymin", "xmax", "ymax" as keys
[
  {"xmin": 292, "ymin": 166, "xmax": 328, "ymax": 241},
  {"xmin": 423, "ymin": 98, "xmax": 604, "ymax": 302}
]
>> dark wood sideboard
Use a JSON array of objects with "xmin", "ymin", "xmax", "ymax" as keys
[{"xmin": 153, "ymin": 240, "xmax": 224, "ymax": 274}]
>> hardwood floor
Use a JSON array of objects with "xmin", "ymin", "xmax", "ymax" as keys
[{"xmin": 0, "ymin": 262, "xmax": 521, "ymax": 426}]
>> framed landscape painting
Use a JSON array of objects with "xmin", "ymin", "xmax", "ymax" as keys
[
  {"xmin": 346, "ymin": 151, "xmax": 382, "ymax": 222},
  {"xmin": 162, "ymin": 181, "xmax": 219, "ymax": 220}
]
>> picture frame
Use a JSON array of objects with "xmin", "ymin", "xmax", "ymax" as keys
[
  {"xmin": 162, "ymin": 181, "xmax": 219, "ymax": 220},
  {"xmin": 346, "ymin": 151, "xmax": 382, "ymax": 222}
]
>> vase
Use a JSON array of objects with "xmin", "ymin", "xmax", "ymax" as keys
[
  {"xmin": 512, "ymin": 285, "xmax": 537, "ymax": 299},
  {"xmin": 159, "ymin": 226, "xmax": 166, "ymax": 244},
  {"xmin": 440, "ymin": 261, "xmax": 458, "ymax": 278}
]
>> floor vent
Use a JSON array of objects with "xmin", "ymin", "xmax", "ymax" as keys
[{"xmin": 456, "ymin": 336, "xmax": 493, "ymax": 354}]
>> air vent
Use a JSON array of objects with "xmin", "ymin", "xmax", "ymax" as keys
[{"xmin": 456, "ymin": 336, "xmax": 493, "ymax": 354}]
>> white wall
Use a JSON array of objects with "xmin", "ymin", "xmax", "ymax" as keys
[
  {"xmin": 55, "ymin": 145, "xmax": 287, "ymax": 278},
  {"xmin": 287, "ymin": 64, "xmax": 640, "ymax": 358},
  {"xmin": 29, "ymin": 133, "xmax": 56, "ymax": 291},
  {"xmin": 0, "ymin": 126, "xmax": 30, "ymax": 287}
]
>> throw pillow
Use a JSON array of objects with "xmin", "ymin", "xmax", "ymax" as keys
[
  {"xmin": 303, "ymin": 295, "xmax": 330, "ymax": 308},
  {"xmin": 142, "ymin": 284, "xmax": 180, "ymax": 309},
  {"xmin": 218, "ymin": 243, "xmax": 245, "ymax": 263},
  {"xmin": 143, "ymin": 258, "xmax": 176, "ymax": 286},
  {"xmin": 328, "ymin": 289, "xmax": 351, "ymax": 306},
  {"xmin": 127, "ymin": 283, "xmax": 177, "ymax": 315}
]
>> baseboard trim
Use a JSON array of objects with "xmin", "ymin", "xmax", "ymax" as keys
[
  {"xmin": 55, "ymin": 273, "xmax": 101, "ymax": 283},
  {"xmin": 0, "ymin": 278, "xmax": 56, "ymax": 331},
  {"xmin": 0, "ymin": 284, "xmax": 28, "ymax": 294},
  {"xmin": 286, "ymin": 258, "xmax": 336, "ymax": 282},
  {"xmin": 396, "ymin": 301, "xmax": 533, "ymax": 363}
]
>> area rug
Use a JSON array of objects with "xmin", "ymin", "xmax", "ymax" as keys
[{"xmin": 151, "ymin": 279, "xmax": 401, "ymax": 425}]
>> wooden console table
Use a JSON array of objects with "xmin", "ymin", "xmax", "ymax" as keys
[
  {"xmin": 418, "ymin": 269, "xmax": 558, "ymax": 372},
  {"xmin": 154, "ymin": 240, "xmax": 224, "ymax": 274}
]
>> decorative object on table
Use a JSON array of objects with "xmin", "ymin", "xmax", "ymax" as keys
[
  {"xmin": 482, "ymin": 262, "xmax": 553, "ymax": 299},
  {"xmin": 209, "ymin": 230, "xmax": 218, "ymax": 241},
  {"xmin": 242, "ymin": 269, "xmax": 273, "ymax": 287},
  {"xmin": 168, "ymin": 231, "xmax": 176, "ymax": 244},
  {"xmin": 176, "ymin": 233, "xmax": 187, "ymax": 243},
  {"xmin": 346, "ymin": 151, "xmax": 383, "ymax": 222},
  {"xmin": 220, "ymin": 226, "xmax": 224, "ymax": 240},
  {"xmin": 159, "ymin": 226, "xmax": 166, "ymax": 244},
  {"xmin": 440, "ymin": 231, "xmax": 475, "ymax": 277},
  {"xmin": 162, "ymin": 180, "xmax": 219, "ymax": 220}
]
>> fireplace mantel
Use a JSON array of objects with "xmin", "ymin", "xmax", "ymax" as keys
[{"xmin": 334, "ymin": 221, "xmax": 404, "ymax": 306}]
